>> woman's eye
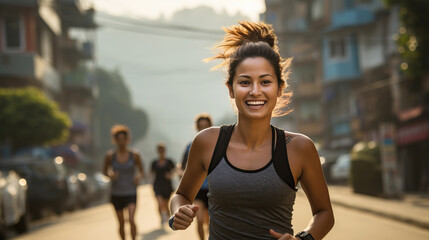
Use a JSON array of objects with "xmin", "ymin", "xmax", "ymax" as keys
[
  {"xmin": 239, "ymin": 81, "xmax": 250, "ymax": 85},
  {"xmin": 261, "ymin": 80, "xmax": 271, "ymax": 85}
]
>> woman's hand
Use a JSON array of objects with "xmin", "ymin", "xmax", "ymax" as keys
[
  {"xmin": 133, "ymin": 176, "xmax": 141, "ymax": 185},
  {"xmin": 270, "ymin": 229, "xmax": 298, "ymax": 240},
  {"xmin": 171, "ymin": 204, "xmax": 200, "ymax": 230}
]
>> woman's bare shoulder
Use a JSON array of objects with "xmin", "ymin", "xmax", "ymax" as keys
[
  {"xmin": 193, "ymin": 126, "xmax": 221, "ymax": 146},
  {"xmin": 283, "ymin": 131, "xmax": 317, "ymax": 156},
  {"xmin": 105, "ymin": 149, "xmax": 115, "ymax": 158},
  {"xmin": 284, "ymin": 131, "xmax": 313, "ymax": 145},
  {"xmin": 129, "ymin": 149, "xmax": 141, "ymax": 159}
]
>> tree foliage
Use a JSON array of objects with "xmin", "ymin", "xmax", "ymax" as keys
[
  {"xmin": 96, "ymin": 68, "xmax": 149, "ymax": 153},
  {"xmin": 0, "ymin": 87, "xmax": 71, "ymax": 151},
  {"xmin": 384, "ymin": 0, "xmax": 429, "ymax": 89}
]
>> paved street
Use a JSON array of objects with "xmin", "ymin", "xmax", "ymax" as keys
[{"xmin": 9, "ymin": 184, "xmax": 429, "ymax": 240}]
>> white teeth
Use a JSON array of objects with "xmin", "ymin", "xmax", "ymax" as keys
[{"xmin": 246, "ymin": 101, "xmax": 265, "ymax": 105}]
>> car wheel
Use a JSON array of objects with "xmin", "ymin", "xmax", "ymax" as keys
[{"xmin": 54, "ymin": 204, "xmax": 64, "ymax": 216}]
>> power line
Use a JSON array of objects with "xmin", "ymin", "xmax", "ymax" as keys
[
  {"xmin": 37, "ymin": 0, "xmax": 226, "ymax": 39},
  {"xmin": 96, "ymin": 14, "xmax": 224, "ymax": 35},
  {"xmin": 97, "ymin": 21, "xmax": 222, "ymax": 41}
]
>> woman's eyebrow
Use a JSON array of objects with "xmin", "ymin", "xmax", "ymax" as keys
[
  {"xmin": 237, "ymin": 75, "xmax": 251, "ymax": 79},
  {"xmin": 259, "ymin": 74, "xmax": 273, "ymax": 78}
]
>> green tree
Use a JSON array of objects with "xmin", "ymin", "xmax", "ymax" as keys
[
  {"xmin": 0, "ymin": 87, "xmax": 71, "ymax": 151},
  {"xmin": 96, "ymin": 68, "xmax": 149, "ymax": 153},
  {"xmin": 384, "ymin": 0, "xmax": 429, "ymax": 90}
]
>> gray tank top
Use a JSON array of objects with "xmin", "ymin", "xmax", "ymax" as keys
[
  {"xmin": 111, "ymin": 152, "xmax": 137, "ymax": 196},
  {"xmin": 207, "ymin": 125, "xmax": 297, "ymax": 240}
]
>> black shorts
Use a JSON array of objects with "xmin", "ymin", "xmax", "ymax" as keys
[
  {"xmin": 111, "ymin": 194, "xmax": 137, "ymax": 210},
  {"xmin": 153, "ymin": 185, "xmax": 173, "ymax": 200},
  {"xmin": 195, "ymin": 189, "xmax": 209, "ymax": 208},
  {"xmin": 154, "ymin": 189, "xmax": 172, "ymax": 200}
]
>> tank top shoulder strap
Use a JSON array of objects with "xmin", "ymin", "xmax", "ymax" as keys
[
  {"xmin": 272, "ymin": 126, "xmax": 296, "ymax": 190},
  {"xmin": 128, "ymin": 151, "xmax": 135, "ymax": 164},
  {"xmin": 208, "ymin": 124, "xmax": 235, "ymax": 175}
]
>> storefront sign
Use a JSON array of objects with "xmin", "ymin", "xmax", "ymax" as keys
[{"xmin": 397, "ymin": 121, "xmax": 429, "ymax": 146}]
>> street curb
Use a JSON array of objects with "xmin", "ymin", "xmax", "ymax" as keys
[{"xmin": 331, "ymin": 199, "xmax": 429, "ymax": 230}]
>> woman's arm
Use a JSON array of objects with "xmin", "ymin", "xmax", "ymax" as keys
[
  {"xmin": 169, "ymin": 128, "xmax": 218, "ymax": 230},
  {"xmin": 102, "ymin": 152, "xmax": 115, "ymax": 179},
  {"xmin": 291, "ymin": 135, "xmax": 335, "ymax": 239}
]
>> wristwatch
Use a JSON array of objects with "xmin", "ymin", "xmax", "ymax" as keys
[
  {"xmin": 295, "ymin": 231, "xmax": 314, "ymax": 240},
  {"xmin": 168, "ymin": 216, "xmax": 176, "ymax": 231}
]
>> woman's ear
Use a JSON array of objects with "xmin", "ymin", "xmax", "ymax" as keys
[{"xmin": 226, "ymin": 82, "xmax": 234, "ymax": 98}]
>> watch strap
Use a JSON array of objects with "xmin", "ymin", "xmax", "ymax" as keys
[
  {"xmin": 295, "ymin": 231, "xmax": 314, "ymax": 240},
  {"xmin": 168, "ymin": 216, "xmax": 176, "ymax": 230}
]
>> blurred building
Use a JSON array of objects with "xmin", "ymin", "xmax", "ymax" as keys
[
  {"xmin": 264, "ymin": 0, "xmax": 326, "ymax": 144},
  {"xmin": 56, "ymin": 0, "xmax": 98, "ymax": 155},
  {"xmin": 0, "ymin": 0, "xmax": 62, "ymax": 98},
  {"xmin": 264, "ymin": 0, "xmax": 429, "ymax": 193},
  {"xmin": 0, "ymin": 0, "xmax": 98, "ymax": 156}
]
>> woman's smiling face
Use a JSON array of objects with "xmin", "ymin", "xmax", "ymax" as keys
[{"xmin": 228, "ymin": 57, "xmax": 282, "ymax": 120}]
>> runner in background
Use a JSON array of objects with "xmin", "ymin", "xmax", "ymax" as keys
[
  {"xmin": 103, "ymin": 125, "xmax": 145, "ymax": 240},
  {"xmin": 151, "ymin": 142, "xmax": 175, "ymax": 226}
]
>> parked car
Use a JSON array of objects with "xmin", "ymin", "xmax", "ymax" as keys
[
  {"xmin": 0, "ymin": 169, "xmax": 29, "ymax": 239},
  {"xmin": 63, "ymin": 170, "xmax": 80, "ymax": 211},
  {"xmin": 331, "ymin": 153, "xmax": 351, "ymax": 182},
  {"xmin": 92, "ymin": 172, "xmax": 111, "ymax": 203},
  {"xmin": 318, "ymin": 148, "xmax": 349, "ymax": 183},
  {"xmin": 0, "ymin": 153, "xmax": 69, "ymax": 219}
]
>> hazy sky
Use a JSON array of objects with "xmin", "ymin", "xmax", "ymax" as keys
[
  {"xmin": 91, "ymin": 1, "xmax": 266, "ymax": 165},
  {"xmin": 93, "ymin": 0, "xmax": 265, "ymax": 20}
]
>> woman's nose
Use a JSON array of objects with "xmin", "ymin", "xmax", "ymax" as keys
[{"xmin": 250, "ymin": 83, "xmax": 262, "ymax": 96}]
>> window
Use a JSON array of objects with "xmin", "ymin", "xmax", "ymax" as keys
[
  {"xmin": 329, "ymin": 37, "xmax": 347, "ymax": 60},
  {"xmin": 1, "ymin": 12, "xmax": 25, "ymax": 51}
]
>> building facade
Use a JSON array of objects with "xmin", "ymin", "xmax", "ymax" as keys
[
  {"xmin": 0, "ymin": 0, "xmax": 98, "ymax": 156},
  {"xmin": 264, "ymin": 0, "xmax": 429, "ymax": 193}
]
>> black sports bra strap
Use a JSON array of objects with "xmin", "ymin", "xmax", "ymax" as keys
[
  {"xmin": 208, "ymin": 124, "xmax": 235, "ymax": 174},
  {"xmin": 273, "ymin": 127, "xmax": 297, "ymax": 190}
]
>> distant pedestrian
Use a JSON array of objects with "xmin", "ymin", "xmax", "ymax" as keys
[
  {"xmin": 103, "ymin": 124, "xmax": 145, "ymax": 240},
  {"xmin": 181, "ymin": 113, "xmax": 212, "ymax": 240},
  {"xmin": 169, "ymin": 21, "xmax": 334, "ymax": 239},
  {"xmin": 151, "ymin": 142, "xmax": 175, "ymax": 226}
]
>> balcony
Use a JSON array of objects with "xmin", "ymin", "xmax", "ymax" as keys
[
  {"xmin": 63, "ymin": 69, "xmax": 97, "ymax": 98},
  {"xmin": 0, "ymin": 53, "xmax": 60, "ymax": 92},
  {"xmin": 59, "ymin": 0, "xmax": 96, "ymax": 29},
  {"xmin": 61, "ymin": 37, "xmax": 94, "ymax": 61},
  {"xmin": 330, "ymin": 7, "xmax": 374, "ymax": 30},
  {"xmin": 324, "ymin": 61, "xmax": 361, "ymax": 83},
  {"xmin": 63, "ymin": 70, "xmax": 95, "ymax": 88},
  {"xmin": 322, "ymin": 35, "xmax": 361, "ymax": 83}
]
